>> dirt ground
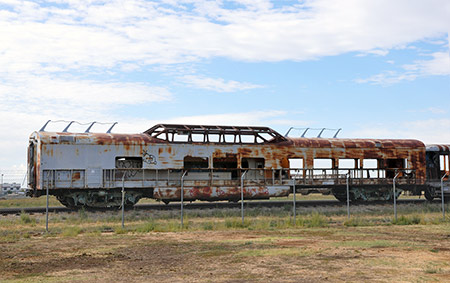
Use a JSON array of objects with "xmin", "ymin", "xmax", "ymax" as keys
[{"xmin": 1, "ymin": 223, "xmax": 449, "ymax": 282}]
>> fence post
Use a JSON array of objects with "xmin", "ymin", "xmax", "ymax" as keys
[
  {"xmin": 180, "ymin": 170, "xmax": 188, "ymax": 228},
  {"xmin": 293, "ymin": 170, "xmax": 297, "ymax": 225},
  {"xmin": 241, "ymin": 170, "xmax": 248, "ymax": 225},
  {"xmin": 346, "ymin": 173, "xmax": 350, "ymax": 219},
  {"xmin": 121, "ymin": 174, "xmax": 125, "ymax": 228},
  {"xmin": 441, "ymin": 173, "xmax": 448, "ymax": 220},
  {"xmin": 46, "ymin": 182, "xmax": 49, "ymax": 233},
  {"xmin": 393, "ymin": 172, "xmax": 400, "ymax": 222}
]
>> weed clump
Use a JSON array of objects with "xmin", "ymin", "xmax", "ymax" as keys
[
  {"xmin": 202, "ymin": 222, "xmax": 214, "ymax": 230},
  {"xmin": 20, "ymin": 211, "xmax": 36, "ymax": 224},
  {"xmin": 225, "ymin": 218, "xmax": 251, "ymax": 229},
  {"xmin": 306, "ymin": 212, "xmax": 328, "ymax": 228},
  {"xmin": 114, "ymin": 226, "xmax": 128, "ymax": 234},
  {"xmin": 78, "ymin": 208, "xmax": 88, "ymax": 221},
  {"xmin": 136, "ymin": 221, "xmax": 156, "ymax": 233},
  {"xmin": 392, "ymin": 215, "xmax": 421, "ymax": 225},
  {"xmin": 62, "ymin": 226, "xmax": 83, "ymax": 237}
]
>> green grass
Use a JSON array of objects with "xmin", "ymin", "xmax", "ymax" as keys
[
  {"xmin": 20, "ymin": 211, "xmax": 36, "ymax": 224},
  {"xmin": 0, "ymin": 199, "xmax": 449, "ymax": 242},
  {"xmin": 392, "ymin": 215, "xmax": 422, "ymax": 225},
  {"xmin": 0, "ymin": 196, "xmax": 62, "ymax": 208},
  {"xmin": 61, "ymin": 226, "xmax": 83, "ymax": 237},
  {"xmin": 135, "ymin": 221, "xmax": 156, "ymax": 233}
]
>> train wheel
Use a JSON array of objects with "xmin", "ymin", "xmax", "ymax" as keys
[
  {"xmin": 424, "ymin": 188, "xmax": 435, "ymax": 201},
  {"xmin": 56, "ymin": 195, "xmax": 81, "ymax": 209},
  {"xmin": 333, "ymin": 195, "xmax": 348, "ymax": 202},
  {"xmin": 332, "ymin": 189, "xmax": 355, "ymax": 202}
]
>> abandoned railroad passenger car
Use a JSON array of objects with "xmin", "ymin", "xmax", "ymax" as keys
[{"xmin": 27, "ymin": 124, "xmax": 430, "ymax": 208}]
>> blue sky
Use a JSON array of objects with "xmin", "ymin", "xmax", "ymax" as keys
[{"xmin": 0, "ymin": 0, "xmax": 449, "ymax": 181}]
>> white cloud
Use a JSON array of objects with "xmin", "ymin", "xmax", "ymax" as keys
[
  {"xmin": 407, "ymin": 51, "xmax": 450, "ymax": 76},
  {"xmin": 179, "ymin": 75, "xmax": 264, "ymax": 92},
  {"xmin": 408, "ymin": 107, "xmax": 448, "ymax": 115},
  {"xmin": 356, "ymin": 49, "xmax": 389, "ymax": 57},
  {"xmin": 0, "ymin": 75, "xmax": 171, "ymax": 114},
  {"xmin": 425, "ymin": 107, "xmax": 447, "ymax": 114},
  {"xmin": 0, "ymin": 0, "xmax": 448, "ymax": 75},
  {"xmin": 355, "ymin": 71, "xmax": 418, "ymax": 85},
  {"xmin": 356, "ymin": 51, "xmax": 450, "ymax": 85}
]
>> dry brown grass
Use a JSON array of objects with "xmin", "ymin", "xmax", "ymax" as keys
[{"xmin": 0, "ymin": 208, "xmax": 449, "ymax": 282}]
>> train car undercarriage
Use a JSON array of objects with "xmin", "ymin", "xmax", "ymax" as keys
[{"xmin": 30, "ymin": 168, "xmax": 426, "ymax": 208}]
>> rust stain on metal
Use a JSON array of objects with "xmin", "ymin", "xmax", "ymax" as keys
[
  {"xmin": 72, "ymin": 172, "xmax": 81, "ymax": 181},
  {"xmin": 238, "ymin": 148, "xmax": 252, "ymax": 156}
]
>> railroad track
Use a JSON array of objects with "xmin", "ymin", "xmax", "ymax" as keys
[{"xmin": 0, "ymin": 198, "xmax": 433, "ymax": 215}]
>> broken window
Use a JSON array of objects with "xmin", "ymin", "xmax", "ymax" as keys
[
  {"xmin": 385, "ymin": 158, "xmax": 407, "ymax": 178},
  {"xmin": 213, "ymin": 156, "xmax": 237, "ymax": 169},
  {"xmin": 242, "ymin": 158, "xmax": 265, "ymax": 180},
  {"xmin": 184, "ymin": 156, "xmax": 209, "ymax": 169},
  {"xmin": 241, "ymin": 158, "xmax": 265, "ymax": 169}
]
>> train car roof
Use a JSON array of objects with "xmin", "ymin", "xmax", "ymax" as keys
[
  {"xmin": 426, "ymin": 144, "xmax": 450, "ymax": 152},
  {"xmin": 31, "ymin": 131, "xmax": 160, "ymax": 145},
  {"xmin": 287, "ymin": 138, "xmax": 424, "ymax": 149},
  {"xmin": 31, "ymin": 130, "xmax": 425, "ymax": 149}
]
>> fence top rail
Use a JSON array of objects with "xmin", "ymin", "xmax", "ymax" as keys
[{"xmin": 101, "ymin": 168, "xmax": 416, "ymax": 172}]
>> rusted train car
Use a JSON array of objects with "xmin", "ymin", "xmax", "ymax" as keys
[{"xmin": 27, "ymin": 124, "xmax": 449, "ymax": 208}]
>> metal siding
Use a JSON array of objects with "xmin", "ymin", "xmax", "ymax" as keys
[{"xmin": 86, "ymin": 168, "xmax": 102, "ymax": 188}]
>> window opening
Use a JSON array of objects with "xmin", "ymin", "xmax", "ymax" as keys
[
  {"xmin": 440, "ymin": 155, "xmax": 449, "ymax": 172},
  {"xmin": 115, "ymin": 157, "xmax": 143, "ymax": 169},
  {"xmin": 363, "ymin": 159, "xmax": 378, "ymax": 178},
  {"xmin": 241, "ymin": 158, "xmax": 265, "ymax": 168},
  {"xmin": 144, "ymin": 124, "xmax": 287, "ymax": 144},
  {"xmin": 313, "ymin": 158, "xmax": 333, "ymax": 178},
  {"xmin": 338, "ymin": 158, "xmax": 355, "ymax": 176},
  {"xmin": 385, "ymin": 158, "xmax": 406, "ymax": 178},
  {"xmin": 338, "ymin": 159, "xmax": 355, "ymax": 168},
  {"xmin": 214, "ymin": 156, "xmax": 238, "ymax": 178},
  {"xmin": 184, "ymin": 156, "xmax": 209, "ymax": 170},
  {"xmin": 242, "ymin": 158, "xmax": 265, "ymax": 180},
  {"xmin": 289, "ymin": 158, "xmax": 304, "ymax": 177}
]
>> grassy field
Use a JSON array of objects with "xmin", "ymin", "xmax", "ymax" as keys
[{"xmin": 0, "ymin": 201, "xmax": 449, "ymax": 282}]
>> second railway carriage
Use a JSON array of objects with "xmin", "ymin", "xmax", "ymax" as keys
[
  {"xmin": 27, "ymin": 124, "xmax": 436, "ymax": 208},
  {"xmin": 425, "ymin": 144, "xmax": 450, "ymax": 200}
]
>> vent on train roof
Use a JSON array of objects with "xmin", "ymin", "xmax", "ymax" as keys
[{"xmin": 144, "ymin": 124, "xmax": 287, "ymax": 144}]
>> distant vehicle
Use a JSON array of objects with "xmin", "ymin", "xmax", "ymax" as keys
[{"xmin": 27, "ymin": 124, "xmax": 450, "ymax": 208}]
